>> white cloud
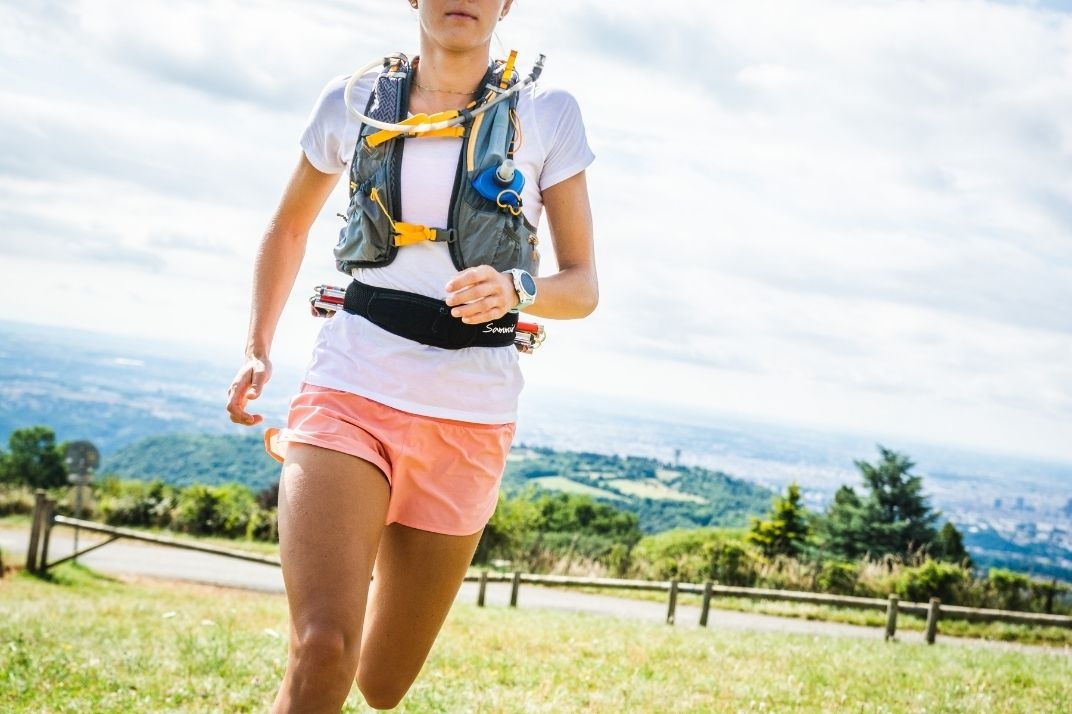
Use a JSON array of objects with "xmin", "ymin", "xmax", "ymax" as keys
[{"xmin": 0, "ymin": 0, "xmax": 1070, "ymax": 461}]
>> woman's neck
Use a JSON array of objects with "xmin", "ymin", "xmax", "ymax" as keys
[
  {"xmin": 416, "ymin": 39, "xmax": 492, "ymax": 86},
  {"xmin": 410, "ymin": 46, "xmax": 491, "ymax": 113}
]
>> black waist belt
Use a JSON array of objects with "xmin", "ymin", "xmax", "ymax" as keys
[{"xmin": 342, "ymin": 279, "xmax": 518, "ymax": 350}]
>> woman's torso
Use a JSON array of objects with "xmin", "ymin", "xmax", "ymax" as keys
[{"xmin": 297, "ymin": 63, "xmax": 594, "ymax": 424}]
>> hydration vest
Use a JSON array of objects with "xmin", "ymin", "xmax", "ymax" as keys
[{"xmin": 334, "ymin": 53, "xmax": 540, "ymax": 276}]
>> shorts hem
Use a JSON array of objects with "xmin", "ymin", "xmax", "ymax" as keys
[
  {"xmin": 385, "ymin": 516, "xmax": 490, "ymax": 538},
  {"xmin": 277, "ymin": 431, "xmax": 392, "ymax": 484}
]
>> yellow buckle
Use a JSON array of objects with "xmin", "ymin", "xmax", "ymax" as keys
[{"xmin": 392, "ymin": 222, "xmax": 439, "ymax": 246}]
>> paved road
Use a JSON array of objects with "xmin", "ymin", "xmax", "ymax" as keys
[{"xmin": 2, "ymin": 524, "xmax": 1066, "ymax": 655}]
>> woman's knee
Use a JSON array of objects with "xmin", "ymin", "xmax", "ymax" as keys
[{"xmin": 290, "ymin": 622, "xmax": 360, "ymax": 683}]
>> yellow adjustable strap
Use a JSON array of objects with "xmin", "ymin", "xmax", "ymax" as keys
[
  {"xmin": 369, "ymin": 187, "xmax": 442, "ymax": 246},
  {"xmin": 500, "ymin": 50, "xmax": 518, "ymax": 89},
  {"xmin": 366, "ymin": 111, "xmax": 465, "ymax": 148}
]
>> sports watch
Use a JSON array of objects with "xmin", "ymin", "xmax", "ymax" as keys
[{"xmin": 507, "ymin": 269, "xmax": 537, "ymax": 313}]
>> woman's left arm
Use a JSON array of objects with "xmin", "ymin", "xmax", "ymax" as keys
[
  {"xmin": 524, "ymin": 170, "xmax": 598, "ymax": 319},
  {"xmin": 446, "ymin": 169, "xmax": 597, "ymax": 322}
]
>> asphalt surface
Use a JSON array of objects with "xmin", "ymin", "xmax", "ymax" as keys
[{"xmin": 2, "ymin": 524, "xmax": 1068, "ymax": 655}]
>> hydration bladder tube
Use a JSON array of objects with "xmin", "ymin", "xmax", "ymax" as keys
[
  {"xmin": 343, "ymin": 54, "xmax": 545, "ymax": 136},
  {"xmin": 465, "ymin": 55, "xmax": 526, "ymax": 211}
]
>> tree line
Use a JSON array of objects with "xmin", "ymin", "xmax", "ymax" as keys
[{"xmin": 1, "ymin": 425, "xmax": 1066, "ymax": 614}]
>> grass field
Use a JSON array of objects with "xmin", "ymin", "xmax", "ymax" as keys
[{"xmin": 2, "ymin": 564, "xmax": 1070, "ymax": 713}]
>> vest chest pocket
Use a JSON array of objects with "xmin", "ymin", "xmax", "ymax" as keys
[{"xmin": 452, "ymin": 186, "xmax": 540, "ymax": 274}]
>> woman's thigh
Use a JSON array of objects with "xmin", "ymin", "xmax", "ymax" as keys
[
  {"xmin": 357, "ymin": 524, "xmax": 483, "ymax": 697},
  {"xmin": 277, "ymin": 443, "xmax": 392, "ymax": 646}
]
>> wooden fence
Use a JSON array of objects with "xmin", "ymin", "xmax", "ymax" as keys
[
  {"xmin": 462, "ymin": 571, "xmax": 1072, "ymax": 644},
  {"xmin": 24, "ymin": 491, "xmax": 280, "ymax": 574},
  {"xmin": 24, "ymin": 492, "xmax": 1072, "ymax": 645}
]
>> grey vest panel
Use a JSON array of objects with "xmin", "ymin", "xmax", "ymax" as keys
[{"xmin": 334, "ymin": 55, "xmax": 539, "ymax": 276}]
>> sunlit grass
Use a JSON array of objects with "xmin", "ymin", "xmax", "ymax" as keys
[{"xmin": 2, "ymin": 564, "xmax": 1070, "ymax": 713}]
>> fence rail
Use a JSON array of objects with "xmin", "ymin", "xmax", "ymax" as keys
[
  {"xmin": 25, "ymin": 492, "xmax": 280, "ymax": 573},
  {"xmin": 24, "ymin": 491, "xmax": 1072, "ymax": 644}
]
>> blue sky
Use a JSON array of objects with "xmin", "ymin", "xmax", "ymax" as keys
[{"xmin": 1, "ymin": 0, "xmax": 1070, "ymax": 462}]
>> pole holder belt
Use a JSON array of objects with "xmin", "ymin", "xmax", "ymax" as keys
[{"xmin": 342, "ymin": 280, "xmax": 518, "ymax": 350}]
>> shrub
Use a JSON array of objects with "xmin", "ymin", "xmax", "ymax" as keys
[
  {"xmin": 171, "ymin": 483, "xmax": 258, "ymax": 539},
  {"xmin": 630, "ymin": 528, "xmax": 759, "ymax": 585},
  {"xmin": 96, "ymin": 478, "xmax": 177, "ymax": 529},
  {"xmin": 986, "ymin": 568, "xmax": 1029, "ymax": 610},
  {"xmin": 816, "ymin": 561, "xmax": 860, "ymax": 596},
  {"xmin": 0, "ymin": 486, "xmax": 36, "ymax": 516},
  {"xmin": 894, "ymin": 559, "xmax": 972, "ymax": 603},
  {"xmin": 245, "ymin": 507, "xmax": 279, "ymax": 543}
]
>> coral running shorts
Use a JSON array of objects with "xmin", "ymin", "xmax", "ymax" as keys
[{"xmin": 265, "ymin": 384, "xmax": 515, "ymax": 536}]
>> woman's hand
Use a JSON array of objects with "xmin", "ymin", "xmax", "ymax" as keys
[
  {"xmin": 445, "ymin": 266, "xmax": 517, "ymax": 324},
  {"xmin": 226, "ymin": 355, "xmax": 273, "ymax": 426}
]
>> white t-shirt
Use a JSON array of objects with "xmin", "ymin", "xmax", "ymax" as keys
[{"xmin": 297, "ymin": 66, "xmax": 595, "ymax": 424}]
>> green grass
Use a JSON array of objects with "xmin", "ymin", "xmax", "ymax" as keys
[{"xmin": 2, "ymin": 564, "xmax": 1071, "ymax": 713}]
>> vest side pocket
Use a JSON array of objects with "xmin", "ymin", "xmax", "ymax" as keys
[
  {"xmin": 502, "ymin": 214, "xmax": 540, "ymax": 275},
  {"xmin": 334, "ymin": 162, "xmax": 396, "ymax": 272}
]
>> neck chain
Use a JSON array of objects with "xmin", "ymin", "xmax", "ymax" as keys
[{"xmin": 412, "ymin": 78, "xmax": 481, "ymax": 96}]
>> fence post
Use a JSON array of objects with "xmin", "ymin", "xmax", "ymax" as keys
[
  {"xmin": 884, "ymin": 594, "xmax": 899, "ymax": 641},
  {"xmin": 699, "ymin": 580, "xmax": 714, "ymax": 627},
  {"xmin": 925, "ymin": 597, "xmax": 941, "ymax": 645},
  {"xmin": 509, "ymin": 571, "xmax": 521, "ymax": 608},
  {"xmin": 477, "ymin": 570, "xmax": 488, "ymax": 607},
  {"xmin": 666, "ymin": 578, "xmax": 679, "ymax": 625},
  {"xmin": 26, "ymin": 490, "xmax": 47, "ymax": 573},
  {"xmin": 37, "ymin": 497, "xmax": 56, "ymax": 573}
]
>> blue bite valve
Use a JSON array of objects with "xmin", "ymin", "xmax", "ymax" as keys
[{"xmin": 473, "ymin": 159, "xmax": 524, "ymax": 210}]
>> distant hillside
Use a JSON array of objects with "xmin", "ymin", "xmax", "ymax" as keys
[
  {"xmin": 504, "ymin": 446, "xmax": 772, "ymax": 532},
  {"xmin": 102, "ymin": 433, "xmax": 281, "ymax": 491},
  {"xmin": 99, "ymin": 433, "xmax": 773, "ymax": 533}
]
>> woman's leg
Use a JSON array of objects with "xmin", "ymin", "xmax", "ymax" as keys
[
  {"xmin": 355, "ymin": 523, "xmax": 484, "ymax": 710},
  {"xmin": 271, "ymin": 443, "xmax": 391, "ymax": 714}
]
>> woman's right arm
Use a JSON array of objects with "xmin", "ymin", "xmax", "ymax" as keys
[{"xmin": 226, "ymin": 154, "xmax": 342, "ymax": 425}]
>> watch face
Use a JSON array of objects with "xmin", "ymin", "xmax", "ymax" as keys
[{"xmin": 519, "ymin": 271, "xmax": 536, "ymax": 296}]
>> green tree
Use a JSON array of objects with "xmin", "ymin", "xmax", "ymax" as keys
[
  {"xmin": 0, "ymin": 426, "xmax": 68, "ymax": 488},
  {"xmin": 748, "ymin": 482, "xmax": 812, "ymax": 558},
  {"xmin": 932, "ymin": 520, "xmax": 971, "ymax": 566},
  {"xmin": 822, "ymin": 446, "xmax": 939, "ymax": 560},
  {"xmin": 821, "ymin": 485, "xmax": 866, "ymax": 559}
]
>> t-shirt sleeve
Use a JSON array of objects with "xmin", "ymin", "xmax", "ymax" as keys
[
  {"xmin": 537, "ymin": 87, "xmax": 596, "ymax": 190},
  {"xmin": 299, "ymin": 75, "xmax": 353, "ymax": 175}
]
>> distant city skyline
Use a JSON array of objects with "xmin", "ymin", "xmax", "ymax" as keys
[{"xmin": 1, "ymin": 1, "xmax": 1070, "ymax": 462}]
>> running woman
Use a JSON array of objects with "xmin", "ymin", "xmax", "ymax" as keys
[{"xmin": 226, "ymin": 1, "xmax": 596, "ymax": 710}]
